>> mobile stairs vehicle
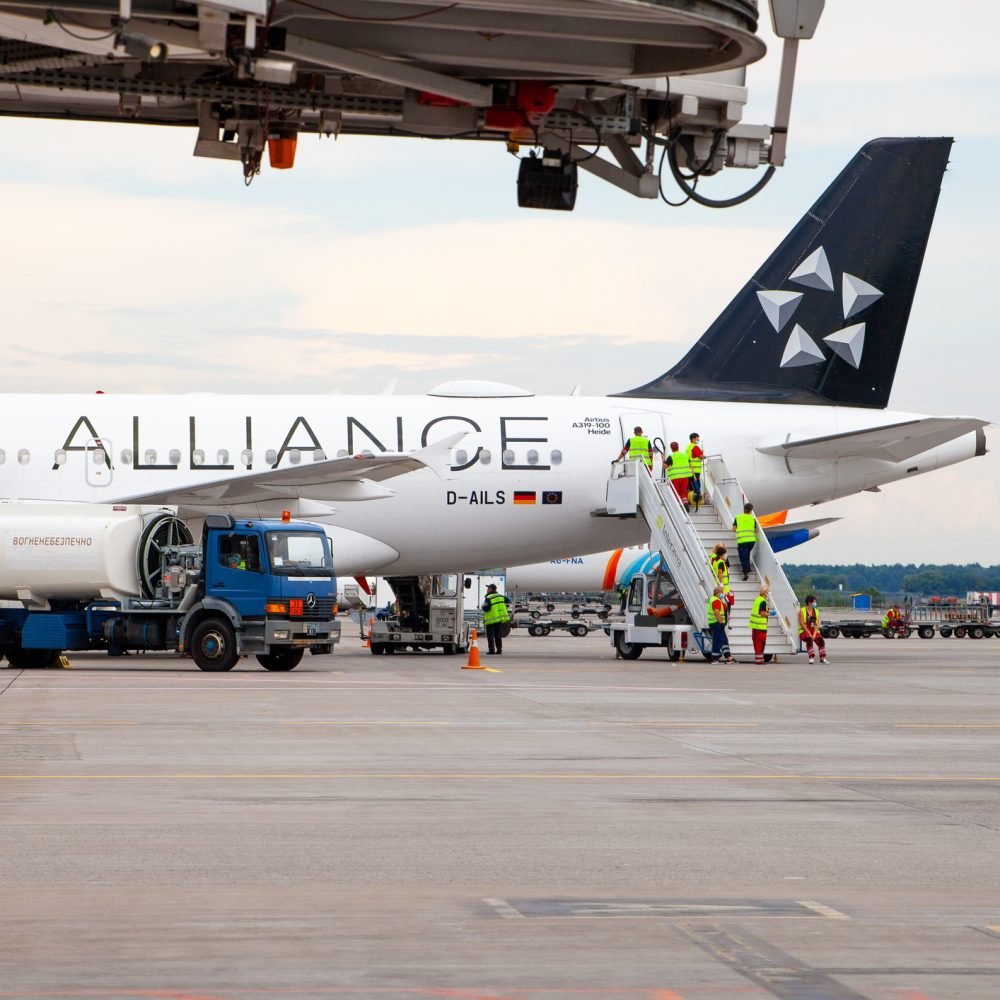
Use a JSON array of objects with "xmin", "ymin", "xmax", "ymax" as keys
[
  {"xmin": 368, "ymin": 573, "xmax": 472, "ymax": 655},
  {"xmin": 598, "ymin": 456, "xmax": 800, "ymax": 662},
  {"xmin": 0, "ymin": 504, "xmax": 341, "ymax": 670}
]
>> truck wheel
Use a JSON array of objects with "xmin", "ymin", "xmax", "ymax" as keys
[
  {"xmin": 546, "ymin": 603, "xmax": 555, "ymax": 612},
  {"xmin": 6, "ymin": 647, "xmax": 60, "ymax": 669},
  {"xmin": 939, "ymin": 626, "xmax": 953, "ymax": 638},
  {"xmin": 257, "ymin": 649, "xmax": 304, "ymax": 671},
  {"xmin": 530, "ymin": 610, "xmax": 541, "ymax": 619},
  {"xmin": 614, "ymin": 633, "xmax": 643, "ymax": 660},
  {"xmin": 824, "ymin": 626, "xmax": 840, "ymax": 639},
  {"xmin": 191, "ymin": 618, "xmax": 239, "ymax": 671},
  {"xmin": 570, "ymin": 624, "xmax": 587, "ymax": 637},
  {"xmin": 918, "ymin": 626, "xmax": 935, "ymax": 639},
  {"xmin": 969, "ymin": 626, "xmax": 985, "ymax": 639},
  {"xmin": 900, "ymin": 627, "xmax": 912, "ymax": 639},
  {"xmin": 528, "ymin": 625, "xmax": 544, "ymax": 637},
  {"xmin": 570, "ymin": 611, "xmax": 581, "ymax": 619},
  {"xmin": 954, "ymin": 626, "xmax": 967, "ymax": 639}
]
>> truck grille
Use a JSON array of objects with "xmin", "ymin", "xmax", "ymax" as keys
[{"xmin": 298, "ymin": 596, "xmax": 337, "ymax": 621}]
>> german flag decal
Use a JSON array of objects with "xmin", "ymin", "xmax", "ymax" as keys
[
  {"xmin": 542, "ymin": 491, "xmax": 563, "ymax": 505},
  {"xmin": 513, "ymin": 491, "xmax": 536, "ymax": 505}
]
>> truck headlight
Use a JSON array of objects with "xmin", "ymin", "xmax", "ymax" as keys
[{"xmin": 273, "ymin": 629, "xmax": 290, "ymax": 640}]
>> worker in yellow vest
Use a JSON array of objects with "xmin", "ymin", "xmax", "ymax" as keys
[
  {"xmin": 617, "ymin": 426, "xmax": 654, "ymax": 471},
  {"xmin": 481, "ymin": 583, "xmax": 511, "ymax": 655},
  {"xmin": 799, "ymin": 594, "xmax": 829, "ymax": 664},
  {"xmin": 664, "ymin": 441, "xmax": 691, "ymax": 509},
  {"xmin": 749, "ymin": 584, "xmax": 770, "ymax": 665},
  {"xmin": 707, "ymin": 585, "xmax": 735, "ymax": 663},
  {"xmin": 710, "ymin": 543, "xmax": 733, "ymax": 607},
  {"xmin": 686, "ymin": 432, "xmax": 705, "ymax": 506},
  {"xmin": 733, "ymin": 501, "xmax": 758, "ymax": 580}
]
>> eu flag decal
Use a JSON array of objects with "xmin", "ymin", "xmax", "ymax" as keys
[
  {"xmin": 513, "ymin": 491, "xmax": 536, "ymax": 505},
  {"xmin": 542, "ymin": 491, "xmax": 563, "ymax": 505}
]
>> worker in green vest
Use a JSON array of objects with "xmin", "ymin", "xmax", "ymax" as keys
[
  {"xmin": 749, "ymin": 584, "xmax": 771, "ymax": 665},
  {"xmin": 710, "ymin": 543, "xmax": 732, "ymax": 606},
  {"xmin": 664, "ymin": 441, "xmax": 691, "ymax": 509},
  {"xmin": 707, "ymin": 585, "xmax": 735, "ymax": 663},
  {"xmin": 617, "ymin": 426, "xmax": 654, "ymax": 471},
  {"xmin": 481, "ymin": 583, "xmax": 511, "ymax": 655},
  {"xmin": 686, "ymin": 432, "xmax": 705, "ymax": 506},
  {"xmin": 733, "ymin": 501, "xmax": 758, "ymax": 580}
]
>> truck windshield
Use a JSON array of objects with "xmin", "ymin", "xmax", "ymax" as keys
[{"xmin": 266, "ymin": 531, "xmax": 333, "ymax": 577}]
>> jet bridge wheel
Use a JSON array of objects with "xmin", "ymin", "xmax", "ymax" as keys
[
  {"xmin": 138, "ymin": 512, "xmax": 194, "ymax": 597},
  {"xmin": 257, "ymin": 649, "xmax": 305, "ymax": 670}
]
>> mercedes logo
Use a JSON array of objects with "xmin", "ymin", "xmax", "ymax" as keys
[{"xmin": 305, "ymin": 592, "xmax": 317, "ymax": 609}]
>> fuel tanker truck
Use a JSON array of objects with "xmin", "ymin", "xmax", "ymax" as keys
[{"xmin": 0, "ymin": 503, "xmax": 340, "ymax": 670}]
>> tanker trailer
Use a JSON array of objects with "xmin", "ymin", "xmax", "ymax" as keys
[{"xmin": 0, "ymin": 504, "xmax": 340, "ymax": 670}]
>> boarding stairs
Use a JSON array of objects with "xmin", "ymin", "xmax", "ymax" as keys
[{"xmin": 603, "ymin": 457, "xmax": 799, "ymax": 661}]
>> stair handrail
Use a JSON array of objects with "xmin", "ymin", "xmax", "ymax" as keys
[
  {"xmin": 633, "ymin": 464, "xmax": 719, "ymax": 630},
  {"xmin": 702, "ymin": 455, "xmax": 800, "ymax": 649}
]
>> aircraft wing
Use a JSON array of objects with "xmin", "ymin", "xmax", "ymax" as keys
[
  {"xmin": 756, "ymin": 417, "xmax": 988, "ymax": 463},
  {"xmin": 117, "ymin": 433, "xmax": 463, "ymax": 509}
]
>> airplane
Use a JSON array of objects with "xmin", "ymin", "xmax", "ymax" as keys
[
  {"xmin": 0, "ymin": 137, "xmax": 987, "ymax": 589},
  {"xmin": 506, "ymin": 514, "xmax": 841, "ymax": 596},
  {"xmin": 0, "ymin": 0, "xmax": 824, "ymax": 208}
]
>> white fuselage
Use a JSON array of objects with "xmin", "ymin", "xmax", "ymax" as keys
[{"xmin": 0, "ymin": 393, "xmax": 980, "ymax": 575}]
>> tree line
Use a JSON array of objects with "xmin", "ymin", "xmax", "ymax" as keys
[{"xmin": 783, "ymin": 563, "xmax": 1000, "ymax": 600}]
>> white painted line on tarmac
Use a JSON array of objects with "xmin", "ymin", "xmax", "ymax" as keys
[
  {"xmin": 482, "ymin": 897, "xmax": 525, "ymax": 918},
  {"xmin": 797, "ymin": 899, "xmax": 850, "ymax": 920}
]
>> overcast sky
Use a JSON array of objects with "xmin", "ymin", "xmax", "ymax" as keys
[{"xmin": 1, "ymin": 0, "xmax": 998, "ymax": 565}]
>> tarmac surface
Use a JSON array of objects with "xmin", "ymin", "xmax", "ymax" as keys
[{"xmin": 1, "ymin": 626, "xmax": 999, "ymax": 1000}]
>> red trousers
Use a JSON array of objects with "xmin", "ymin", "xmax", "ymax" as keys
[
  {"xmin": 752, "ymin": 628, "xmax": 767, "ymax": 664},
  {"xmin": 670, "ymin": 477, "xmax": 689, "ymax": 506}
]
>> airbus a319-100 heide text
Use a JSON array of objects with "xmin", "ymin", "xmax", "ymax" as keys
[{"xmin": 2, "ymin": 139, "xmax": 987, "ymax": 578}]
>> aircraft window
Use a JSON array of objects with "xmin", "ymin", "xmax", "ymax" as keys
[
  {"xmin": 169, "ymin": 448, "xmax": 182, "ymax": 465},
  {"xmin": 336, "ymin": 449, "xmax": 348, "ymax": 458},
  {"xmin": 145, "ymin": 449, "xmax": 157, "ymax": 464},
  {"xmin": 454, "ymin": 448, "xmax": 468, "ymax": 465},
  {"xmin": 265, "ymin": 449, "xmax": 277, "ymax": 465},
  {"xmin": 217, "ymin": 449, "xmax": 229, "ymax": 465},
  {"xmin": 359, "ymin": 449, "xmax": 374, "ymax": 458},
  {"xmin": 241, "ymin": 449, "xmax": 253, "ymax": 466},
  {"xmin": 192, "ymin": 449, "xmax": 205, "ymax": 466},
  {"xmin": 54, "ymin": 449, "xmax": 67, "ymax": 466},
  {"xmin": 0, "ymin": 450, "xmax": 6, "ymax": 465},
  {"xmin": 480, "ymin": 449, "xmax": 491, "ymax": 465},
  {"xmin": 17, "ymin": 449, "xmax": 30, "ymax": 465},
  {"xmin": 550, "ymin": 450, "xmax": 563, "ymax": 465},
  {"xmin": 313, "ymin": 449, "xmax": 326, "ymax": 462},
  {"xmin": 502, "ymin": 449, "xmax": 515, "ymax": 465},
  {"xmin": 92, "ymin": 448, "xmax": 106, "ymax": 465},
  {"xmin": 120, "ymin": 449, "xmax": 133, "ymax": 466},
  {"xmin": 526, "ymin": 449, "xmax": 539, "ymax": 465},
  {"xmin": 289, "ymin": 449, "xmax": 301, "ymax": 465}
]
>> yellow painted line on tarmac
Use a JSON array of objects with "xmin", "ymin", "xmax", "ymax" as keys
[
  {"xmin": 483, "ymin": 667, "xmax": 503, "ymax": 673},
  {"xmin": 1, "ymin": 772, "xmax": 1000, "ymax": 782}
]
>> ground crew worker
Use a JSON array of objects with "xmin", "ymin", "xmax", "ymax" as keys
[
  {"xmin": 664, "ymin": 441, "xmax": 690, "ymax": 508},
  {"xmin": 482, "ymin": 582, "xmax": 511, "ymax": 655},
  {"xmin": 618, "ymin": 583, "xmax": 629, "ymax": 614},
  {"xmin": 799, "ymin": 594, "xmax": 829, "ymax": 664},
  {"xmin": 710, "ymin": 543, "xmax": 733, "ymax": 606},
  {"xmin": 733, "ymin": 502, "xmax": 757, "ymax": 580},
  {"xmin": 686, "ymin": 432, "xmax": 705, "ymax": 506},
  {"xmin": 707, "ymin": 585, "xmax": 735, "ymax": 663},
  {"xmin": 749, "ymin": 584, "xmax": 770, "ymax": 665},
  {"xmin": 617, "ymin": 426, "xmax": 653, "ymax": 471},
  {"xmin": 881, "ymin": 603, "xmax": 902, "ymax": 634}
]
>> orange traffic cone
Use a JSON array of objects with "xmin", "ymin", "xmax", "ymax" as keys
[
  {"xmin": 363, "ymin": 616, "xmax": 373, "ymax": 648},
  {"xmin": 463, "ymin": 628, "xmax": 483, "ymax": 670}
]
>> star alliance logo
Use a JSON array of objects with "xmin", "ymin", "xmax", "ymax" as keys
[{"xmin": 756, "ymin": 247, "xmax": 883, "ymax": 370}]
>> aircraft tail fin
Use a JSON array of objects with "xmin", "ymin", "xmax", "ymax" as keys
[{"xmin": 619, "ymin": 137, "xmax": 953, "ymax": 408}]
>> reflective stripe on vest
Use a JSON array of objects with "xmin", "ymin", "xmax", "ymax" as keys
[
  {"xmin": 734, "ymin": 513, "xmax": 756, "ymax": 544},
  {"xmin": 749, "ymin": 596, "xmax": 768, "ymax": 630},
  {"xmin": 686, "ymin": 442, "xmax": 702, "ymax": 474},
  {"xmin": 666, "ymin": 450, "xmax": 690, "ymax": 479},
  {"xmin": 483, "ymin": 592, "xmax": 510, "ymax": 625},
  {"xmin": 627, "ymin": 436, "xmax": 652, "ymax": 465}
]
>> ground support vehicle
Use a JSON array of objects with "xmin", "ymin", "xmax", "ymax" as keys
[
  {"xmin": 0, "ymin": 505, "xmax": 340, "ymax": 670},
  {"xmin": 821, "ymin": 620, "xmax": 908, "ymax": 640},
  {"xmin": 514, "ymin": 615, "xmax": 595, "ymax": 638},
  {"xmin": 368, "ymin": 573, "xmax": 472, "ymax": 655},
  {"xmin": 605, "ymin": 570, "xmax": 705, "ymax": 661}
]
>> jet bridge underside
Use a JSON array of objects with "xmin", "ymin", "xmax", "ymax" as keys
[{"xmin": 0, "ymin": 0, "xmax": 814, "ymax": 206}]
